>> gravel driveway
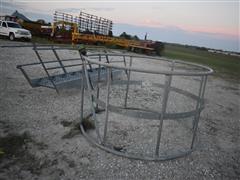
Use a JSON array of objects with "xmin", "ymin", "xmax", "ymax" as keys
[{"xmin": 0, "ymin": 39, "xmax": 239, "ymax": 180}]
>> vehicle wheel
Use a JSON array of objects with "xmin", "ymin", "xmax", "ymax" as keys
[{"xmin": 9, "ymin": 33, "xmax": 15, "ymax": 41}]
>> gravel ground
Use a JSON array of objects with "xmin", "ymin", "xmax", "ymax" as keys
[{"xmin": 0, "ymin": 39, "xmax": 239, "ymax": 180}]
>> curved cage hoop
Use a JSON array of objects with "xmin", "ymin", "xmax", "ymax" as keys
[{"xmin": 80, "ymin": 53, "xmax": 213, "ymax": 161}]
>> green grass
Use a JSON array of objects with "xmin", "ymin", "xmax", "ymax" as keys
[{"xmin": 162, "ymin": 43, "xmax": 240, "ymax": 78}]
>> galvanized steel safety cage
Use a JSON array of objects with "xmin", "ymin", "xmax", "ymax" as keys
[
  {"xmin": 80, "ymin": 53, "xmax": 213, "ymax": 161},
  {"xmin": 11, "ymin": 43, "xmax": 213, "ymax": 161}
]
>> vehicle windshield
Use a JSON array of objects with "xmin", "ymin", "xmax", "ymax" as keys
[{"xmin": 7, "ymin": 22, "xmax": 22, "ymax": 28}]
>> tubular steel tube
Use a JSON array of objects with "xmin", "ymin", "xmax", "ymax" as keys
[
  {"xmin": 124, "ymin": 57, "xmax": 133, "ymax": 108},
  {"xmin": 200, "ymin": 76, "xmax": 208, "ymax": 105},
  {"xmin": 80, "ymin": 122, "xmax": 196, "ymax": 161},
  {"xmin": 81, "ymin": 55, "xmax": 102, "ymax": 142},
  {"xmin": 80, "ymin": 65, "xmax": 85, "ymax": 122},
  {"xmin": 96, "ymin": 54, "xmax": 102, "ymax": 110},
  {"xmin": 192, "ymin": 76, "xmax": 205, "ymax": 130},
  {"xmin": 79, "ymin": 52, "xmax": 213, "ymax": 161},
  {"xmin": 103, "ymin": 67, "xmax": 112, "ymax": 144},
  {"xmin": 105, "ymin": 54, "xmax": 113, "ymax": 80},
  {"xmin": 16, "ymin": 58, "xmax": 83, "ymax": 68},
  {"xmin": 191, "ymin": 75, "xmax": 208, "ymax": 149},
  {"xmin": 18, "ymin": 47, "xmax": 212, "ymax": 161},
  {"xmin": 155, "ymin": 74, "xmax": 172, "ymax": 156},
  {"xmin": 52, "ymin": 48, "xmax": 67, "ymax": 74},
  {"xmin": 85, "ymin": 54, "xmax": 213, "ymax": 76},
  {"xmin": 33, "ymin": 44, "xmax": 59, "ymax": 93},
  {"xmin": 123, "ymin": 55, "xmax": 128, "ymax": 76}
]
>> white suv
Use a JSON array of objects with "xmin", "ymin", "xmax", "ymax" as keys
[{"xmin": 0, "ymin": 20, "xmax": 32, "ymax": 41}]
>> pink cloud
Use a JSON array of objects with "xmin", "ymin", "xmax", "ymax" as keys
[
  {"xmin": 127, "ymin": 19, "xmax": 239, "ymax": 39},
  {"xmin": 180, "ymin": 25, "xmax": 239, "ymax": 39},
  {"xmin": 139, "ymin": 19, "xmax": 164, "ymax": 28}
]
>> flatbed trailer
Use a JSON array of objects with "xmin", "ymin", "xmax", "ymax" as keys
[
  {"xmin": 72, "ymin": 32, "xmax": 155, "ymax": 52},
  {"xmin": 52, "ymin": 11, "xmax": 157, "ymax": 54}
]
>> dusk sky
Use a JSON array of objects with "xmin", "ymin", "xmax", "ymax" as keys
[{"xmin": 0, "ymin": 0, "xmax": 239, "ymax": 52}]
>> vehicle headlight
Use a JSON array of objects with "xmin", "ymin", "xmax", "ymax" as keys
[
  {"xmin": 16, "ymin": 30, "xmax": 21, "ymax": 34},
  {"xmin": 21, "ymin": 31, "xmax": 30, "ymax": 35}
]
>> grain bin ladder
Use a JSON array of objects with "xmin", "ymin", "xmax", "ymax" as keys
[{"xmin": 10, "ymin": 44, "xmax": 123, "ymax": 93}]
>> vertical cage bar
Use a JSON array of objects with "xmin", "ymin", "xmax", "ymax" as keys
[
  {"xmin": 155, "ymin": 74, "xmax": 172, "ymax": 156},
  {"xmin": 124, "ymin": 57, "xmax": 133, "ymax": 108},
  {"xmin": 192, "ymin": 75, "xmax": 204, "ymax": 130},
  {"xmin": 123, "ymin": 55, "xmax": 128, "ymax": 76},
  {"xmin": 103, "ymin": 67, "xmax": 112, "ymax": 144},
  {"xmin": 191, "ymin": 75, "xmax": 207, "ymax": 149},
  {"xmin": 200, "ymin": 75, "xmax": 208, "ymax": 106},
  {"xmin": 96, "ymin": 54, "xmax": 102, "ymax": 110},
  {"xmin": 105, "ymin": 54, "xmax": 113, "ymax": 80},
  {"xmin": 80, "ymin": 54, "xmax": 102, "ymax": 142},
  {"xmin": 80, "ymin": 65, "xmax": 85, "ymax": 122}
]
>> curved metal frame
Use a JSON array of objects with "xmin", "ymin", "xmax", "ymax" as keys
[{"xmin": 80, "ymin": 53, "xmax": 213, "ymax": 161}]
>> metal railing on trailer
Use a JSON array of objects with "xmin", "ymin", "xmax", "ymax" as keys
[{"xmin": 53, "ymin": 11, "xmax": 113, "ymax": 36}]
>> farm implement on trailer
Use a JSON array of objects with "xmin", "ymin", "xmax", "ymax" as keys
[{"xmin": 51, "ymin": 11, "xmax": 164, "ymax": 55}]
